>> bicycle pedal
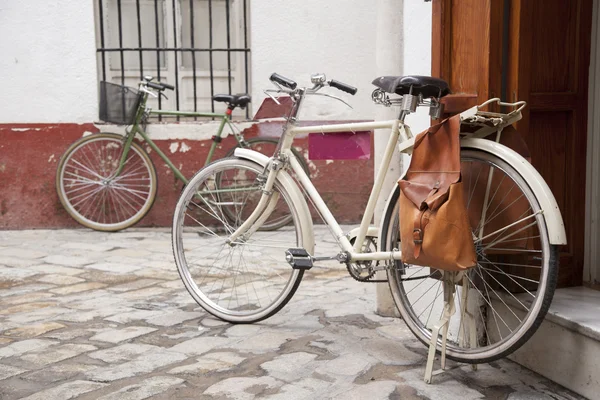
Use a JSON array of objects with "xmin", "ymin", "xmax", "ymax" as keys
[{"xmin": 285, "ymin": 248, "xmax": 313, "ymax": 270}]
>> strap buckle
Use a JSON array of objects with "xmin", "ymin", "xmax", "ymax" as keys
[{"xmin": 413, "ymin": 228, "xmax": 423, "ymax": 244}]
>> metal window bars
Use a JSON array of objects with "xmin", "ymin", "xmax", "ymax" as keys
[{"xmin": 96, "ymin": 0, "xmax": 251, "ymax": 119}]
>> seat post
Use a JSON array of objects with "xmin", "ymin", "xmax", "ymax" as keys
[
  {"xmin": 398, "ymin": 110, "xmax": 409, "ymax": 123},
  {"xmin": 398, "ymin": 93, "xmax": 419, "ymax": 122}
]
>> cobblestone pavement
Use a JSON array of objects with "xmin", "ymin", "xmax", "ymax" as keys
[{"xmin": 0, "ymin": 227, "xmax": 585, "ymax": 400}]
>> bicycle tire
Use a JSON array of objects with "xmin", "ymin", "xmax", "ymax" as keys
[
  {"xmin": 172, "ymin": 157, "xmax": 307, "ymax": 323},
  {"xmin": 56, "ymin": 133, "xmax": 158, "ymax": 231},
  {"xmin": 221, "ymin": 137, "xmax": 311, "ymax": 231},
  {"xmin": 380, "ymin": 148, "xmax": 558, "ymax": 364}
]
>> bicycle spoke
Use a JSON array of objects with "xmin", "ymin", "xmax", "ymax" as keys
[
  {"xmin": 472, "ymin": 265, "xmax": 524, "ymax": 322},
  {"xmin": 478, "ymin": 266, "xmax": 529, "ymax": 314},
  {"xmin": 477, "ymin": 260, "xmax": 542, "ymax": 269},
  {"xmin": 478, "ymin": 263, "xmax": 538, "ymax": 293},
  {"xmin": 68, "ymin": 158, "xmax": 108, "ymax": 181},
  {"xmin": 483, "ymin": 248, "xmax": 542, "ymax": 254},
  {"xmin": 482, "ymin": 220, "xmax": 539, "ymax": 251},
  {"xmin": 476, "ymin": 213, "xmax": 539, "ymax": 244},
  {"xmin": 409, "ymin": 278, "xmax": 442, "ymax": 309},
  {"xmin": 174, "ymin": 159, "xmax": 301, "ymax": 323},
  {"xmin": 466, "ymin": 161, "xmax": 483, "ymax": 210},
  {"xmin": 465, "ymin": 273, "xmax": 508, "ymax": 338},
  {"xmin": 404, "ymin": 269, "xmax": 441, "ymax": 296},
  {"xmin": 58, "ymin": 135, "xmax": 155, "ymax": 230},
  {"xmin": 419, "ymin": 281, "xmax": 443, "ymax": 322}
]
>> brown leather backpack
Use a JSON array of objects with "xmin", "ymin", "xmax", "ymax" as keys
[{"xmin": 398, "ymin": 115, "xmax": 477, "ymax": 271}]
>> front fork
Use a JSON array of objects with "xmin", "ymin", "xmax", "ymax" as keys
[
  {"xmin": 112, "ymin": 125, "xmax": 139, "ymax": 179},
  {"xmin": 112, "ymin": 96, "xmax": 149, "ymax": 179},
  {"xmin": 226, "ymin": 154, "xmax": 285, "ymax": 245}
]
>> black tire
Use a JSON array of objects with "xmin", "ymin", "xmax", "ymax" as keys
[{"xmin": 380, "ymin": 148, "xmax": 559, "ymax": 364}]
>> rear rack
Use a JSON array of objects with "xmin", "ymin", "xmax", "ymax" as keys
[
  {"xmin": 397, "ymin": 98, "xmax": 527, "ymax": 154},
  {"xmin": 459, "ymin": 98, "xmax": 527, "ymax": 138}
]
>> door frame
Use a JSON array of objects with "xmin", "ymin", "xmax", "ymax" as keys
[{"xmin": 585, "ymin": 0, "xmax": 600, "ymax": 285}]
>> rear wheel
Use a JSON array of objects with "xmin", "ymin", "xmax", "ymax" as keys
[
  {"xmin": 56, "ymin": 133, "xmax": 157, "ymax": 231},
  {"xmin": 381, "ymin": 149, "xmax": 558, "ymax": 364}
]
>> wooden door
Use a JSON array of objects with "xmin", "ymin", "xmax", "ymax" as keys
[{"xmin": 432, "ymin": 0, "xmax": 593, "ymax": 287}]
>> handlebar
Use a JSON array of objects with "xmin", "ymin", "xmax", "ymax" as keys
[
  {"xmin": 269, "ymin": 72, "xmax": 357, "ymax": 96},
  {"xmin": 146, "ymin": 81, "xmax": 174, "ymax": 91},
  {"xmin": 329, "ymin": 79, "xmax": 357, "ymax": 95},
  {"xmin": 270, "ymin": 73, "xmax": 297, "ymax": 90}
]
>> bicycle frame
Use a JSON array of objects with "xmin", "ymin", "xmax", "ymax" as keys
[
  {"xmin": 227, "ymin": 96, "xmax": 566, "ymax": 262},
  {"xmin": 111, "ymin": 90, "xmax": 242, "ymax": 185},
  {"xmin": 228, "ymin": 117, "xmax": 410, "ymax": 263}
]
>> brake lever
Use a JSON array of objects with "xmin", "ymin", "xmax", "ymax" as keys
[
  {"xmin": 263, "ymin": 89, "xmax": 282, "ymax": 105},
  {"xmin": 310, "ymin": 92, "xmax": 353, "ymax": 109},
  {"xmin": 139, "ymin": 86, "xmax": 158, "ymax": 98}
]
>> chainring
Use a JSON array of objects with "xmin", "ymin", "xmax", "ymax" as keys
[{"xmin": 346, "ymin": 236, "xmax": 379, "ymax": 282}]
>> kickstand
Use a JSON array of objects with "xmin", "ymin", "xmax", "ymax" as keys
[
  {"xmin": 460, "ymin": 273, "xmax": 478, "ymax": 372},
  {"xmin": 424, "ymin": 271, "xmax": 456, "ymax": 384}
]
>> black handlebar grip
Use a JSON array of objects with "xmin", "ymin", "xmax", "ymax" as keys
[
  {"xmin": 270, "ymin": 73, "xmax": 297, "ymax": 90},
  {"xmin": 147, "ymin": 81, "xmax": 174, "ymax": 91},
  {"xmin": 147, "ymin": 82, "xmax": 164, "ymax": 90},
  {"xmin": 329, "ymin": 79, "xmax": 358, "ymax": 95}
]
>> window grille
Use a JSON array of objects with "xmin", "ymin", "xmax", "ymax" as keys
[{"xmin": 95, "ymin": 0, "xmax": 250, "ymax": 118}]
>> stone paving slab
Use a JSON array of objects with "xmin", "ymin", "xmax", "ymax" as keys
[{"xmin": 0, "ymin": 228, "xmax": 588, "ymax": 399}]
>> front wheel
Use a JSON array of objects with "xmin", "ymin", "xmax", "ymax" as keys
[
  {"xmin": 381, "ymin": 149, "xmax": 558, "ymax": 364},
  {"xmin": 172, "ymin": 157, "xmax": 307, "ymax": 323},
  {"xmin": 56, "ymin": 133, "xmax": 157, "ymax": 231}
]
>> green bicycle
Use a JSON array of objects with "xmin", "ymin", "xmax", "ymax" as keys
[{"xmin": 56, "ymin": 77, "xmax": 309, "ymax": 232}]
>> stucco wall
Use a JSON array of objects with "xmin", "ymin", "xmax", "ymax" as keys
[
  {"xmin": 0, "ymin": 1, "xmax": 98, "ymax": 123},
  {"xmin": 403, "ymin": 1, "xmax": 433, "ymax": 135},
  {"xmin": 0, "ymin": 1, "xmax": 431, "ymax": 125},
  {"xmin": 250, "ymin": 1, "xmax": 380, "ymax": 121},
  {"xmin": 0, "ymin": 1, "xmax": 436, "ymax": 230}
]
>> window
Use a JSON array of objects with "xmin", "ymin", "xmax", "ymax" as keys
[{"xmin": 95, "ymin": 0, "xmax": 250, "ymax": 116}]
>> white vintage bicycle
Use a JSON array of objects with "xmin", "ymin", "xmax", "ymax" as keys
[{"xmin": 172, "ymin": 73, "xmax": 566, "ymax": 372}]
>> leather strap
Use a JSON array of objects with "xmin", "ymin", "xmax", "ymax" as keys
[
  {"xmin": 413, "ymin": 210, "xmax": 431, "ymax": 258},
  {"xmin": 413, "ymin": 183, "xmax": 441, "ymax": 258}
]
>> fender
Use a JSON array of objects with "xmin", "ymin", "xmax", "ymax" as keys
[
  {"xmin": 233, "ymin": 148, "xmax": 315, "ymax": 254},
  {"xmin": 379, "ymin": 138, "xmax": 567, "ymax": 246}
]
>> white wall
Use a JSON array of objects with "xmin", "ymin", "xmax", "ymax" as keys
[
  {"xmin": 0, "ymin": 1, "xmax": 98, "ymax": 123},
  {"xmin": 375, "ymin": 1, "xmax": 433, "ymax": 316},
  {"xmin": 250, "ymin": 0, "xmax": 431, "ymax": 122},
  {"xmin": 0, "ymin": 1, "xmax": 432, "ymax": 126},
  {"xmin": 373, "ymin": 0, "xmax": 432, "ymax": 224},
  {"xmin": 402, "ymin": 1, "xmax": 432, "ymax": 135},
  {"xmin": 250, "ymin": 1, "xmax": 380, "ymax": 121}
]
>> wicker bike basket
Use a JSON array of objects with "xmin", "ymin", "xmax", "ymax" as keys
[{"xmin": 99, "ymin": 81, "xmax": 143, "ymax": 125}]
